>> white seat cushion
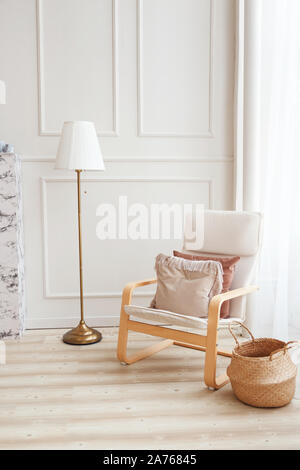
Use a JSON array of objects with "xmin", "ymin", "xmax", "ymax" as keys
[
  {"xmin": 125, "ymin": 305, "xmax": 241, "ymax": 330},
  {"xmin": 124, "ymin": 211, "xmax": 262, "ymax": 328}
]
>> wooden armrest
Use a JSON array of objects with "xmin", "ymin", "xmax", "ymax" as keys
[
  {"xmin": 121, "ymin": 279, "xmax": 157, "ymax": 306},
  {"xmin": 208, "ymin": 285, "xmax": 258, "ymax": 321}
]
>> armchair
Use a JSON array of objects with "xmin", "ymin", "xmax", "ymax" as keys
[{"xmin": 117, "ymin": 211, "xmax": 263, "ymax": 390}]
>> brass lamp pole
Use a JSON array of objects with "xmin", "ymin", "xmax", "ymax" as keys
[
  {"xmin": 55, "ymin": 121, "xmax": 105, "ymax": 345},
  {"xmin": 63, "ymin": 170, "xmax": 102, "ymax": 345}
]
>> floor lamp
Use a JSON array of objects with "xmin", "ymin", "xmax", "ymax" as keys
[{"xmin": 55, "ymin": 121, "xmax": 105, "ymax": 345}]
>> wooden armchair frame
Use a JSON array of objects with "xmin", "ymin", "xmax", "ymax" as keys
[{"xmin": 117, "ymin": 279, "xmax": 258, "ymax": 390}]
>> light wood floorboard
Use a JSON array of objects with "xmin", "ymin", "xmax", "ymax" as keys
[{"xmin": 0, "ymin": 327, "xmax": 299, "ymax": 450}]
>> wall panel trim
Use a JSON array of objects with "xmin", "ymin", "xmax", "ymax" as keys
[
  {"xmin": 137, "ymin": 0, "xmax": 214, "ymax": 138},
  {"xmin": 22, "ymin": 155, "xmax": 234, "ymax": 163},
  {"xmin": 41, "ymin": 176, "xmax": 214, "ymax": 299},
  {"xmin": 36, "ymin": 0, "xmax": 119, "ymax": 137}
]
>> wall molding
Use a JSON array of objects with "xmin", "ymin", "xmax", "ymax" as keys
[
  {"xmin": 36, "ymin": 0, "xmax": 119, "ymax": 137},
  {"xmin": 22, "ymin": 155, "xmax": 234, "ymax": 163},
  {"xmin": 41, "ymin": 175, "xmax": 213, "ymax": 299},
  {"xmin": 137, "ymin": 0, "xmax": 214, "ymax": 138}
]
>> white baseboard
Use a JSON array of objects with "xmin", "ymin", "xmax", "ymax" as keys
[{"xmin": 25, "ymin": 315, "xmax": 120, "ymax": 330}]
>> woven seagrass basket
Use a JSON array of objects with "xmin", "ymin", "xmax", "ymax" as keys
[{"xmin": 227, "ymin": 323, "xmax": 298, "ymax": 408}]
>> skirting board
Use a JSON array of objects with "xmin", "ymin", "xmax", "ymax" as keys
[{"xmin": 26, "ymin": 315, "xmax": 120, "ymax": 330}]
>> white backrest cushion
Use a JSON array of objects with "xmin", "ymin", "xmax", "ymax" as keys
[
  {"xmin": 182, "ymin": 211, "xmax": 263, "ymax": 319},
  {"xmin": 183, "ymin": 210, "xmax": 262, "ymax": 256}
]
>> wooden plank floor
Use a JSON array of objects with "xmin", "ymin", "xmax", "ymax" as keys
[{"xmin": 0, "ymin": 327, "xmax": 299, "ymax": 450}]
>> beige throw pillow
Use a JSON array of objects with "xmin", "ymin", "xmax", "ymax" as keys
[
  {"xmin": 150, "ymin": 254, "xmax": 223, "ymax": 318},
  {"xmin": 173, "ymin": 251, "xmax": 240, "ymax": 318}
]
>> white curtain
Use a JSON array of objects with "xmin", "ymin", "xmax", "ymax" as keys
[{"xmin": 240, "ymin": 0, "xmax": 300, "ymax": 340}]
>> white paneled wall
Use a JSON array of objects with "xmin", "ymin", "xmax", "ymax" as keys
[
  {"xmin": 0, "ymin": 0, "xmax": 236, "ymax": 328},
  {"xmin": 138, "ymin": 0, "xmax": 212, "ymax": 137},
  {"xmin": 37, "ymin": 0, "xmax": 117, "ymax": 136}
]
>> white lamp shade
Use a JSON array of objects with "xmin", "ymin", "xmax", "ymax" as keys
[
  {"xmin": 0, "ymin": 81, "xmax": 6, "ymax": 104},
  {"xmin": 55, "ymin": 121, "xmax": 105, "ymax": 171}
]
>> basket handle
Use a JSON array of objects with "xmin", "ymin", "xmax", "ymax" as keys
[
  {"xmin": 269, "ymin": 341, "xmax": 299, "ymax": 361},
  {"xmin": 228, "ymin": 321, "xmax": 255, "ymax": 346}
]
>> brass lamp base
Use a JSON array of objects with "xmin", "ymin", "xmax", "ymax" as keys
[{"xmin": 63, "ymin": 321, "xmax": 102, "ymax": 345}]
